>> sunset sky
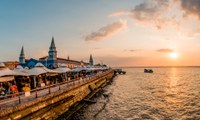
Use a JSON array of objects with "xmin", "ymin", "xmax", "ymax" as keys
[{"xmin": 0, "ymin": 0, "xmax": 200, "ymax": 67}]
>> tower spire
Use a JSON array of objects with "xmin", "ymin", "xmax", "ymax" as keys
[
  {"xmin": 19, "ymin": 46, "xmax": 25, "ymax": 64},
  {"xmin": 47, "ymin": 36, "xmax": 58, "ymax": 68},
  {"xmin": 50, "ymin": 36, "xmax": 56, "ymax": 48},
  {"xmin": 20, "ymin": 46, "xmax": 25, "ymax": 56},
  {"xmin": 89, "ymin": 54, "xmax": 94, "ymax": 66}
]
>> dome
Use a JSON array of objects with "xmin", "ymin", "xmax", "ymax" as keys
[
  {"xmin": 0, "ymin": 62, "xmax": 6, "ymax": 68},
  {"xmin": 24, "ymin": 67, "xmax": 29, "ymax": 70},
  {"xmin": 35, "ymin": 63, "xmax": 45, "ymax": 67},
  {"xmin": 16, "ymin": 65, "xmax": 23, "ymax": 69}
]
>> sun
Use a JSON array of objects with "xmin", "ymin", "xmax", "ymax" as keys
[{"xmin": 169, "ymin": 52, "xmax": 178, "ymax": 59}]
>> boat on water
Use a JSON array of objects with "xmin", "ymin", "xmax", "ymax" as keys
[{"xmin": 144, "ymin": 69, "xmax": 153, "ymax": 73}]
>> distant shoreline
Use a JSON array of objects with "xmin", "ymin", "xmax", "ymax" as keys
[{"xmin": 113, "ymin": 66, "xmax": 200, "ymax": 68}]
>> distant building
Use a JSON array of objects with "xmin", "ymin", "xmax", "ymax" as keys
[
  {"xmin": 18, "ymin": 37, "xmax": 90, "ymax": 69},
  {"xmin": 4, "ymin": 61, "xmax": 19, "ymax": 70},
  {"xmin": 39, "ymin": 56, "xmax": 88, "ymax": 69}
]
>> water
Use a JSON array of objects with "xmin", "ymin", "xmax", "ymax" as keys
[{"xmin": 71, "ymin": 68, "xmax": 200, "ymax": 120}]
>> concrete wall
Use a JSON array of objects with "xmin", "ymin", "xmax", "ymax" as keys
[{"xmin": 0, "ymin": 70, "xmax": 114, "ymax": 120}]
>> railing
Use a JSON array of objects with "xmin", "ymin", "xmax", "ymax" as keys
[{"xmin": 0, "ymin": 70, "xmax": 112, "ymax": 110}]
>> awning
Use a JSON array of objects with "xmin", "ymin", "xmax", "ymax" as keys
[
  {"xmin": 14, "ymin": 65, "xmax": 29, "ymax": 76},
  {"xmin": 54, "ymin": 64, "xmax": 71, "ymax": 73},
  {"xmin": 0, "ymin": 76, "xmax": 15, "ymax": 82},
  {"xmin": 27, "ymin": 63, "xmax": 58, "ymax": 76},
  {"xmin": 0, "ymin": 68, "xmax": 16, "ymax": 77}
]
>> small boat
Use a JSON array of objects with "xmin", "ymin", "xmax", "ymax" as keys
[{"xmin": 144, "ymin": 69, "xmax": 153, "ymax": 73}]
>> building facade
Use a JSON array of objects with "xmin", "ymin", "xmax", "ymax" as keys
[
  {"xmin": 19, "ymin": 37, "xmax": 90, "ymax": 69},
  {"xmin": 4, "ymin": 61, "xmax": 19, "ymax": 70}
]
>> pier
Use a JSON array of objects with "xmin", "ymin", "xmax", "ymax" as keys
[{"xmin": 0, "ymin": 70, "xmax": 115, "ymax": 120}]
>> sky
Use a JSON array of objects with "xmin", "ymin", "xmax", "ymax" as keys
[{"xmin": 0, "ymin": 0, "xmax": 200, "ymax": 67}]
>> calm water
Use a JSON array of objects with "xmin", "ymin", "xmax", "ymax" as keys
[{"xmin": 72, "ymin": 68, "xmax": 200, "ymax": 120}]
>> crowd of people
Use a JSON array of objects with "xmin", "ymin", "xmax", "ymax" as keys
[{"xmin": 0, "ymin": 66, "xmax": 107, "ymax": 97}]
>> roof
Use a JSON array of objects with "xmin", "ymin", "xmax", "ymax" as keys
[
  {"xmin": 14, "ymin": 65, "xmax": 29, "ymax": 76},
  {"xmin": 27, "ymin": 62, "xmax": 56, "ymax": 76},
  {"xmin": 0, "ymin": 62, "xmax": 6, "ymax": 68},
  {"xmin": 0, "ymin": 63, "xmax": 29, "ymax": 77},
  {"xmin": 39, "ymin": 56, "xmax": 89, "ymax": 65},
  {"xmin": 0, "ymin": 76, "xmax": 15, "ymax": 82},
  {"xmin": 54, "ymin": 64, "xmax": 71, "ymax": 73},
  {"xmin": 26, "ymin": 58, "xmax": 38, "ymax": 63},
  {"xmin": 0, "ymin": 63, "xmax": 16, "ymax": 77},
  {"xmin": 39, "ymin": 56, "xmax": 48, "ymax": 60},
  {"xmin": 57, "ymin": 58, "xmax": 81, "ymax": 64},
  {"xmin": 70, "ymin": 66, "xmax": 96, "ymax": 72}
]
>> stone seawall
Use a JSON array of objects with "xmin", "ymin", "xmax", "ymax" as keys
[{"xmin": 0, "ymin": 70, "xmax": 114, "ymax": 120}]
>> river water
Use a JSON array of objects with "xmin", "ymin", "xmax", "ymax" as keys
[{"xmin": 71, "ymin": 68, "xmax": 200, "ymax": 120}]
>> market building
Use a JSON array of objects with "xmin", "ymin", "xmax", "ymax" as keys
[{"xmin": 19, "ymin": 37, "xmax": 91, "ymax": 69}]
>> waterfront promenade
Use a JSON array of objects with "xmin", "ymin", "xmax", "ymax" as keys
[{"xmin": 0, "ymin": 71, "xmax": 110, "ymax": 111}]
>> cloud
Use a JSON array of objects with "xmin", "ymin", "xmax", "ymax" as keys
[
  {"xmin": 124, "ymin": 49, "xmax": 140, "ymax": 52},
  {"xmin": 92, "ymin": 47, "xmax": 101, "ymax": 50},
  {"xmin": 180, "ymin": 0, "xmax": 200, "ymax": 20},
  {"xmin": 110, "ymin": 0, "xmax": 182, "ymax": 30},
  {"xmin": 109, "ymin": 11, "xmax": 130, "ymax": 17},
  {"xmin": 131, "ymin": 0, "xmax": 182, "ymax": 29},
  {"xmin": 156, "ymin": 48, "xmax": 174, "ymax": 53},
  {"xmin": 109, "ymin": 0, "xmax": 200, "ymax": 39},
  {"xmin": 85, "ymin": 20, "xmax": 127, "ymax": 42},
  {"xmin": 131, "ymin": 1, "xmax": 160, "ymax": 21}
]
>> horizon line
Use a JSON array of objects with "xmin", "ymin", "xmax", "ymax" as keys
[{"xmin": 113, "ymin": 66, "xmax": 200, "ymax": 68}]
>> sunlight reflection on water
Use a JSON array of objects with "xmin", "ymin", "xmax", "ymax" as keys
[{"xmin": 71, "ymin": 68, "xmax": 200, "ymax": 120}]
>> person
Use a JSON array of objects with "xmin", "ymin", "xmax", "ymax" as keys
[
  {"xmin": 22, "ymin": 84, "xmax": 30, "ymax": 92},
  {"xmin": 3, "ymin": 82, "xmax": 9, "ymax": 95},
  {"xmin": 0, "ymin": 83, "xmax": 6, "ymax": 96},
  {"xmin": 10, "ymin": 84, "xmax": 18, "ymax": 97},
  {"xmin": 23, "ymin": 84, "xmax": 31, "ymax": 96},
  {"xmin": 38, "ymin": 76, "xmax": 45, "ymax": 87},
  {"xmin": 45, "ymin": 77, "xmax": 50, "ymax": 86}
]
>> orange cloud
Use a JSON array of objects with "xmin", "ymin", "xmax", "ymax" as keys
[
  {"xmin": 124, "ymin": 49, "xmax": 140, "ymax": 52},
  {"xmin": 157, "ymin": 48, "xmax": 174, "ymax": 53},
  {"xmin": 85, "ymin": 20, "xmax": 127, "ymax": 42},
  {"xmin": 110, "ymin": 0, "xmax": 182, "ymax": 30},
  {"xmin": 109, "ymin": 10, "xmax": 130, "ymax": 17}
]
